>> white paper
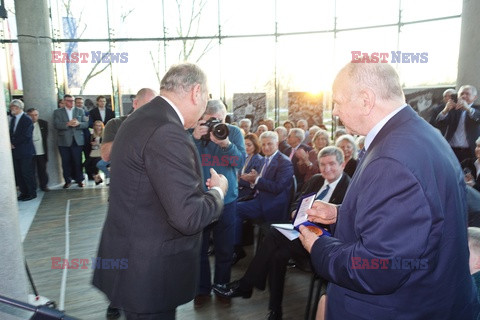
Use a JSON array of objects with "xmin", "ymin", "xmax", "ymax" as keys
[
  {"xmin": 274, "ymin": 226, "xmax": 300, "ymax": 240},
  {"xmin": 293, "ymin": 193, "xmax": 316, "ymax": 227}
]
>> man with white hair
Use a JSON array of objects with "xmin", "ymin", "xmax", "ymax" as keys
[
  {"xmin": 299, "ymin": 62, "xmax": 479, "ymax": 319},
  {"xmin": 9, "ymin": 99, "xmax": 36, "ymax": 201},
  {"xmin": 232, "ymin": 131, "xmax": 293, "ymax": 264},
  {"xmin": 436, "ymin": 85, "xmax": 480, "ymax": 163},
  {"xmin": 239, "ymin": 118, "xmax": 251, "ymax": 134}
]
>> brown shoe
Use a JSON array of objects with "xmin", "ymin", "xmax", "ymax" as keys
[
  {"xmin": 63, "ymin": 183, "xmax": 71, "ymax": 189},
  {"xmin": 77, "ymin": 182, "xmax": 85, "ymax": 188},
  {"xmin": 215, "ymin": 293, "xmax": 231, "ymax": 306},
  {"xmin": 194, "ymin": 294, "xmax": 211, "ymax": 308}
]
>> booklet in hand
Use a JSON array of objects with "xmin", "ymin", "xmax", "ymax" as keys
[
  {"xmin": 273, "ymin": 193, "xmax": 331, "ymax": 240},
  {"xmin": 292, "ymin": 193, "xmax": 331, "ymax": 237}
]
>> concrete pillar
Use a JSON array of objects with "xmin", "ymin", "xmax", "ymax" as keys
[
  {"xmin": 457, "ymin": 0, "xmax": 480, "ymax": 91},
  {"xmin": 0, "ymin": 65, "xmax": 29, "ymax": 319},
  {"xmin": 14, "ymin": 0, "xmax": 62, "ymax": 186}
]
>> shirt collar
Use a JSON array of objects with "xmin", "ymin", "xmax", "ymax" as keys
[
  {"xmin": 364, "ymin": 104, "xmax": 407, "ymax": 151},
  {"xmin": 323, "ymin": 173, "xmax": 342, "ymax": 190},
  {"xmin": 161, "ymin": 95, "xmax": 184, "ymax": 126},
  {"xmin": 15, "ymin": 111, "xmax": 24, "ymax": 119}
]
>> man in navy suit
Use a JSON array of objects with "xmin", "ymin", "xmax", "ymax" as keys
[
  {"xmin": 299, "ymin": 62, "xmax": 479, "ymax": 319},
  {"xmin": 435, "ymin": 85, "xmax": 480, "ymax": 163},
  {"xmin": 234, "ymin": 131, "xmax": 293, "ymax": 262},
  {"xmin": 9, "ymin": 99, "xmax": 36, "ymax": 201}
]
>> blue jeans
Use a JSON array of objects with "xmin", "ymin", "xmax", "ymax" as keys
[
  {"xmin": 197, "ymin": 200, "xmax": 236, "ymax": 295},
  {"xmin": 96, "ymin": 159, "xmax": 110, "ymax": 178}
]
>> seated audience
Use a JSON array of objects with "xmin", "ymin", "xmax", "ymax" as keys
[
  {"xmin": 297, "ymin": 129, "xmax": 330, "ymax": 182},
  {"xmin": 283, "ymin": 120, "xmax": 294, "ymax": 134},
  {"xmin": 336, "ymin": 134, "xmax": 357, "ymax": 177},
  {"xmin": 275, "ymin": 126, "xmax": 290, "ymax": 154},
  {"xmin": 333, "ymin": 128, "xmax": 347, "ymax": 141},
  {"xmin": 264, "ymin": 118, "xmax": 275, "ymax": 131},
  {"xmin": 284, "ymin": 128, "xmax": 312, "ymax": 189},
  {"xmin": 239, "ymin": 118, "xmax": 252, "ymax": 135},
  {"xmin": 234, "ymin": 131, "xmax": 293, "ymax": 263},
  {"xmin": 462, "ymin": 136, "xmax": 480, "ymax": 192},
  {"xmin": 238, "ymin": 133, "xmax": 264, "ymax": 200},
  {"xmin": 307, "ymin": 125, "xmax": 321, "ymax": 147},
  {"xmin": 256, "ymin": 124, "xmax": 268, "ymax": 137},
  {"xmin": 468, "ymin": 227, "xmax": 480, "ymax": 303},
  {"xmin": 297, "ymin": 119, "xmax": 309, "ymax": 144},
  {"xmin": 214, "ymin": 146, "xmax": 350, "ymax": 320}
]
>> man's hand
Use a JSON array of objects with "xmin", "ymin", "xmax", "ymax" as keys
[
  {"xmin": 456, "ymin": 99, "xmax": 471, "ymax": 112},
  {"xmin": 192, "ymin": 120, "xmax": 209, "ymax": 140},
  {"xmin": 211, "ymin": 134, "xmax": 231, "ymax": 148},
  {"xmin": 240, "ymin": 169, "xmax": 258, "ymax": 184},
  {"xmin": 442, "ymin": 100, "xmax": 456, "ymax": 114},
  {"xmin": 296, "ymin": 148, "xmax": 309, "ymax": 162},
  {"xmin": 306, "ymin": 201, "xmax": 338, "ymax": 225},
  {"xmin": 206, "ymin": 168, "xmax": 228, "ymax": 195},
  {"xmin": 299, "ymin": 225, "xmax": 320, "ymax": 253},
  {"xmin": 67, "ymin": 118, "xmax": 79, "ymax": 127}
]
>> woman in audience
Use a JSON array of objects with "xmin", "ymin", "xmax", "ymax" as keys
[
  {"xmin": 255, "ymin": 124, "xmax": 268, "ymax": 137},
  {"xmin": 462, "ymin": 137, "xmax": 480, "ymax": 192},
  {"xmin": 297, "ymin": 129, "xmax": 330, "ymax": 182},
  {"xmin": 336, "ymin": 134, "xmax": 358, "ymax": 178},
  {"xmin": 283, "ymin": 120, "xmax": 294, "ymax": 134},
  {"xmin": 84, "ymin": 120, "xmax": 106, "ymax": 185},
  {"xmin": 238, "ymin": 133, "xmax": 263, "ymax": 200},
  {"xmin": 307, "ymin": 125, "xmax": 321, "ymax": 147}
]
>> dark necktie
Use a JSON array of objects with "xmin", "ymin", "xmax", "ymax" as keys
[
  {"xmin": 315, "ymin": 184, "xmax": 330, "ymax": 201},
  {"xmin": 358, "ymin": 147, "xmax": 366, "ymax": 164}
]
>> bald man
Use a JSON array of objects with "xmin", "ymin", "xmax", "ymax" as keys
[{"xmin": 299, "ymin": 62, "xmax": 479, "ymax": 319}]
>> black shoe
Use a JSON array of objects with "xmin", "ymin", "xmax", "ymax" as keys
[
  {"xmin": 106, "ymin": 306, "xmax": 120, "ymax": 319},
  {"xmin": 17, "ymin": 194, "xmax": 28, "ymax": 201},
  {"xmin": 63, "ymin": 183, "xmax": 71, "ymax": 189},
  {"xmin": 21, "ymin": 195, "xmax": 37, "ymax": 201},
  {"xmin": 41, "ymin": 187, "xmax": 50, "ymax": 192},
  {"xmin": 232, "ymin": 248, "xmax": 246, "ymax": 265},
  {"xmin": 193, "ymin": 294, "xmax": 211, "ymax": 308},
  {"xmin": 266, "ymin": 310, "xmax": 282, "ymax": 320},
  {"xmin": 212, "ymin": 280, "xmax": 252, "ymax": 299}
]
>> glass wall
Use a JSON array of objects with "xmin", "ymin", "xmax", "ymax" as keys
[{"xmin": 0, "ymin": 0, "xmax": 462, "ymax": 119}]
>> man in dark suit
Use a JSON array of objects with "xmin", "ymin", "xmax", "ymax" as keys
[
  {"xmin": 299, "ymin": 62, "xmax": 479, "ymax": 319},
  {"xmin": 89, "ymin": 95, "xmax": 115, "ymax": 127},
  {"xmin": 53, "ymin": 94, "xmax": 89, "ymax": 188},
  {"xmin": 428, "ymin": 88, "xmax": 455, "ymax": 135},
  {"xmin": 435, "ymin": 85, "xmax": 480, "ymax": 163},
  {"xmin": 26, "ymin": 108, "xmax": 49, "ymax": 192},
  {"xmin": 215, "ymin": 146, "xmax": 350, "ymax": 320},
  {"xmin": 92, "ymin": 63, "xmax": 228, "ymax": 320},
  {"xmin": 9, "ymin": 99, "xmax": 36, "ymax": 201},
  {"xmin": 234, "ymin": 131, "xmax": 293, "ymax": 262},
  {"xmin": 283, "ymin": 128, "xmax": 312, "ymax": 189}
]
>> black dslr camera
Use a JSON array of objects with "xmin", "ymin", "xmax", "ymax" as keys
[
  {"xmin": 451, "ymin": 93, "xmax": 458, "ymax": 103},
  {"xmin": 201, "ymin": 117, "xmax": 230, "ymax": 144}
]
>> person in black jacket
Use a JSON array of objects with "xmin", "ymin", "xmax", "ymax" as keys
[{"xmin": 27, "ymin": 108, "xmax": 49, "ymax": 191}]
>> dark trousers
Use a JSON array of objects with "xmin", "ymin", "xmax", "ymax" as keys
[
  {"xmin": 198, "ymin": 200, "xmax": 236, "ymax": 294},
  {"xmin": 84, "ymin": 156, "xmax": 100, "ymax": 178},
  {"xmin": 33, "ymin": 154, "xmax": 48, "ymax": 189},
  {"xmin": 234, "ymin": 198, "xmax": 262, "ymax": 245},
  {"xmin": 452, "ymin": 147, "xmax": 474, "ymax": 164},
  {"xmin": 58, "ymin": 141, "xmax": 84, "ymax": 183},
  {"xmin": 13, "ymin": 156, "xmax": 36, "ymax": 197},
  {"xmin": 123, "ymin": 309, "xmax": 175, "ymax": 320},
  {"xmin": 242, "ymin": 227, "xmax": 310, "ymax": 312}
]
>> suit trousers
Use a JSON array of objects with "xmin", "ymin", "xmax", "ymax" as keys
[
  {"xmin": 58, "ymin": 140, "xmax": 84, "ymax": 183},
  {"xmin": 123, "ymin": 309, "xmax": 175, "ymax": 320},
  {"xmin": 242, "ymin": 227, "xmax": 310, "ymax": 312},
  {"xmin": 198, "ymin": 200, "xmax": 236, "ymax": 294},
  {"xmin": 234, "ymin": 199, "xmax": 262, "ymax": 246},
  {"xmin": 13, "ymin": 156, "xmax": 36, "ymax": 197},
  {"xmin": 33, "ymin": 154, "xmax": 48, "ymax": 189}
]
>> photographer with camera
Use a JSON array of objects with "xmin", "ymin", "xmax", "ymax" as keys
[
  {"xmin": 436, "ymin": 85, "xmax": 480, "ymax": 163},
  {"xmin": 191, "ymin": 99, "xmax": 246, "ymax": 307}
]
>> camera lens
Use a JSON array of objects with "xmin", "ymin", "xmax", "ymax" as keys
[{"xmin": 212, "ymin": 123, "xmax": 229, "ymax": 140}]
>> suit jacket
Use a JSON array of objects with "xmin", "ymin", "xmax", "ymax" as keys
[
  {"xmin": 37, "ymin": 119, "xmax": 48, "ymax": 161},
  {"xmin": 53, "ymin": 107, "xmax": 88, "ymax": 146},
  {"xmin": 253, "ymin": 151, "xmax": 294, "ymax": 221},
  {"xmin": 310, "ymin": 107, "xmax": 478, "ymax": 319},
  {"xmin": 92, "ymin": 96, "xmax": 224, "ymax": 313},
  {"xmin": 278, "ymin": 140, "xmax": 290, "ymax": 154},
  {"xmin": 436, "ymin": 104, "xmax": 480, "ymax": 153},
  {"xmin": 462, "ymin": 158, "xmax": 480, "ymax": 192},
  {"xmin": 238, "ymin": 153, "xmax": 264, "ymax": 199},
  {"xmin": 10, "ymin": 113, "xmax": 35, "ymax": 159},
  {"xmin": 284, "ymin": 143, "xmax": 312, "ymax": 187},
  {"xmin": 89, "ymin": 106, "xmax": 115, "ymax": 127}
]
